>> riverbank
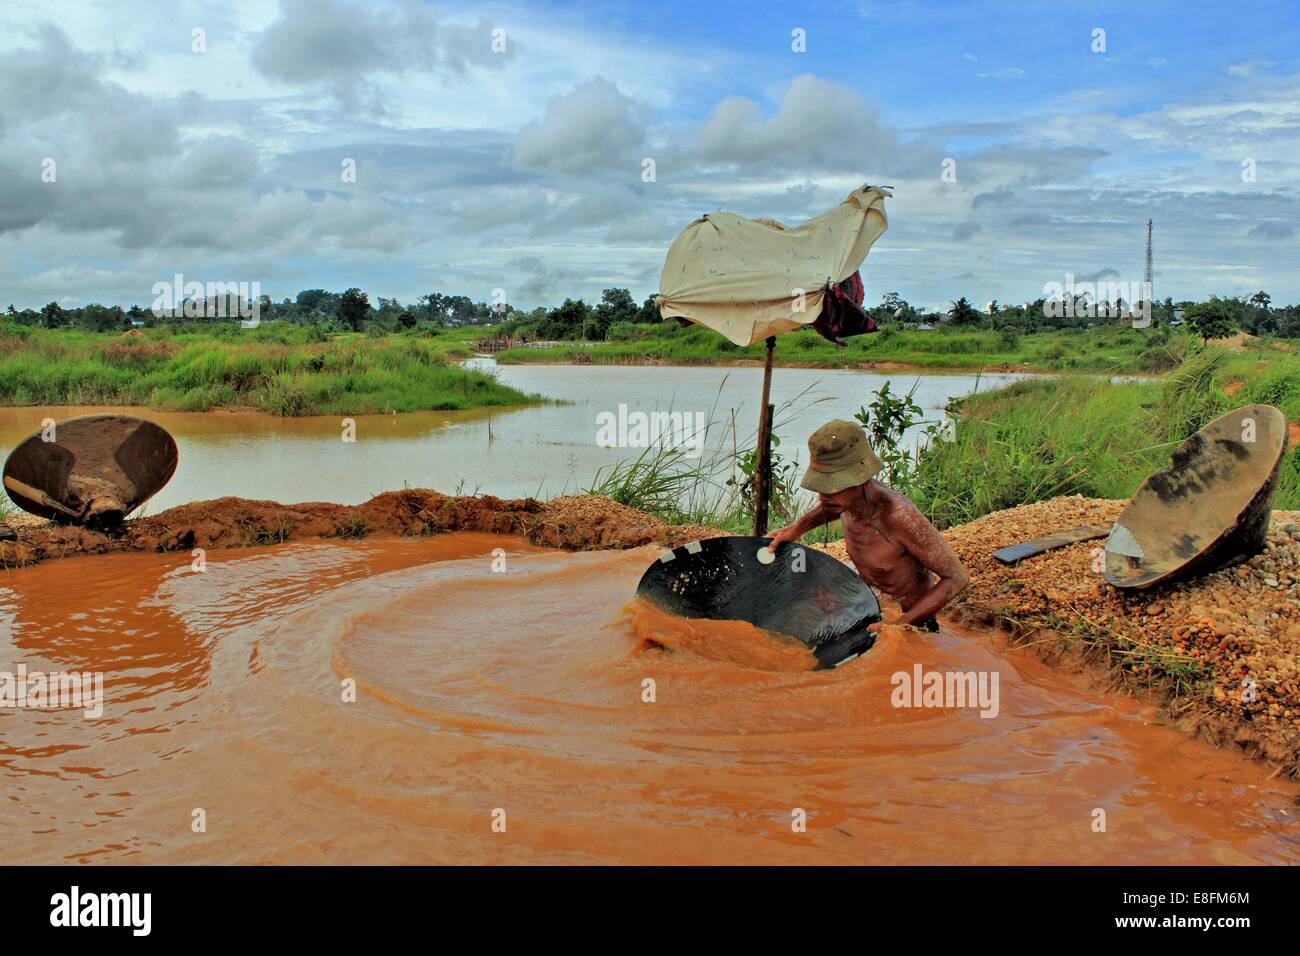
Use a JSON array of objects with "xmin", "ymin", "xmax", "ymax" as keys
[
  {"xmin": 816, "ymin": 496, "xmax": 1300, "ymax": 779},
  {"xmin": 951, "ymin": 498, "xmax": 1300, "ymax": 778},
  {"xmin": 489, "ymin": 354, "xmax": 1039, "ymax": 375},
  {"xmin": 3, "ymin": 488, "xmax": 1297, "ymax": 781},
  {"xmin": 0, "ymin": 324, "xmax": 532, "ymax": 414},
  {"xmin": 492, "ymin": 323, "xmax": 1206, "ymax": 374}
]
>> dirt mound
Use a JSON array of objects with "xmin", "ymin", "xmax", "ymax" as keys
[{"xmin": 0, "ymin": 490, "xmax": 725, "ymax": 567}]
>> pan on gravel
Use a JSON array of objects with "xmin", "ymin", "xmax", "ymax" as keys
[
  {"xmin": 636, "ymin": 535, "xmax": 882, "ymax": 669},
  {"xmin": 1104, "ymin": 404, "xmax": 1287, "ymax": 589}
]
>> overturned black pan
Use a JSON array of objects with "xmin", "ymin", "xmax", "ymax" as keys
[
  {"xmin": 1105, "ymin": 404, "xmax": 1287, "ymax": 589},
  {"xmin": 3, "ymin": 414, "xmax": 178, "ymax": 530}
]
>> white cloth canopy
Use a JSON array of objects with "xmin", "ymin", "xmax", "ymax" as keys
[{"xmin": 655, "ymin": 185, "xmax": 891, "ymax": 346}]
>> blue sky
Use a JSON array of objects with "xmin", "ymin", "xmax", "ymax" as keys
[{"xmin": 2, "ymin": 0, "xmax": 1298, "ymax": 312}]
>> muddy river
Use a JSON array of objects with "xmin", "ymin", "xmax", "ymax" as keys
[
  {"xmin": 0, "ymin": 362, "xmax": 1032, "ymax": 511},
  {"xmin": 2, "ymin": 533, "xmax": 1296, "ymax": 864}
]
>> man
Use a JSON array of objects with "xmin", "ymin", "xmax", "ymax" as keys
[{"xmin": 766, "ymin": 419, "xmax": 968, "ymax": 633}]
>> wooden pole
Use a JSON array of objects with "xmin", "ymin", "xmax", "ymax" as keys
[{"xmin": 752, "ymin": 335, "xmax": 776, "ymax": 536}]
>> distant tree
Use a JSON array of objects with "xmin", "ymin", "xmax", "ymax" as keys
[
  {"xmin": 947, "ymin": 296, "xmax": 980, "ymax": 326},
  {"xmin": 398, "ymin": 310, "xmax": 417, "ymax": 329},
  {"xmin": 593, "ymin": 288, "xmax": 637, "ymax": 339},
  {"xmin": 40, "ymin": 301, "xmax": 66, "ymax": 328},
  {"xmin": 339, "ymin": 288, "xmax": 370, "ymax": 332},
  {"xmin": 1184, "ymin": 299, "xmax": 1238, "ymax": 344},
  {"xmin": 419, "ymin": 292, "xmax": 446, "ymax": 324},
  {"xmin": 296, "ymin": 289, "xmax": 332, "ymax": 313},
  {"xmin": 437, "ymin": 295, "xmax": 477, "ymax": 325},
  {"xmin": 538, "ymin": 298, "xmax": 592, "ymax": 340},
  {"xmin": 1246, "ymin": 290, "xmax": 1277, "ymax": 335},
  {"xmin": 636, "ymin": 295, "xmax": 663, "ymax": 323},
  {"xmin": 1278, "ymin": 306, "xmax": 1300, "ymax": 339},
  {"xmin": 879, "ymin": 291, "xmax": 914, "ymax": 323}
]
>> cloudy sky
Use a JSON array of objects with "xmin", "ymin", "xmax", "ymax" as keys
[{"xmin": 2, "ymin": 0, "xmax": 1298, "ymax": 313}]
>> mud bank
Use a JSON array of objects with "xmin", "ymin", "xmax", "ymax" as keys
[{"xmin": 0, "ymin": 490, "xmax": 723, "ymax": 567}]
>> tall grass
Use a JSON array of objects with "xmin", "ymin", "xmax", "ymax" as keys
[
  {"xmin": 584, "ymin": 380, "xmax": 833, "ymax": 531},
  {"xmin": 908, "ymin": 345, "xmax": 1299, "ymax": 526},
  {"xmin": 0, "ymin": 323, "xmax": 535, "ymax": 415},
  {"xmin": 907, "ymin": 377, "xmax": 1170, "ymax": 527}
]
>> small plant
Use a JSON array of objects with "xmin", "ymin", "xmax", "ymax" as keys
[
  {"xmin": 334, "ymin": 514, "xmax": 370, "ymax": 539},
  {"xmin": 726, "ymin": 435, "xmax": 801, "ymax": 524},
  {"xmin": 240, "ymin": 515, "xmax": 295, "ymax": 546},
  {"xmin": 852, "ymin": 380, "xmax": 941, "ymax": 493}
]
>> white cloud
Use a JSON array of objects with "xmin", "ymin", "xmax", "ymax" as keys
[
  {"xmin": 1227, "ymin": 59, "xmax": 1274, "ymax": 78},
  {"xmin": 694, "ymin": 74, "xmax": 918, "ymax": 174},
  {"xmin": 514, "ymin": 78, "xmax": 645, "ymax": 174}
]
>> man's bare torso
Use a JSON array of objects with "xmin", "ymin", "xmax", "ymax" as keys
[{"xmin": 839, "ymin": 486, "xmax": 938, "ymax": 611}]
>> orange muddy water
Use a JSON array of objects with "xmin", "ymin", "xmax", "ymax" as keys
[{"xmin": 2, "ymin": 533, "xmax": 1297, "ymax": 864}]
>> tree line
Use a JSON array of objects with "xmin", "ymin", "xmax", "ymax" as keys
[{"xmin": 4, "ymin": 286, "xmax": 1298, "ymax": 342}]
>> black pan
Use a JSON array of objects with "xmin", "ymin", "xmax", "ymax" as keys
[{"xmin": 636, "ymin": 535, "xmax": 881, "ymax": 669}]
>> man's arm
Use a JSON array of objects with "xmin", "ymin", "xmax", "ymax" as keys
[
  {"xmin": 878, "ymin": 499, "xmax": 969, "ymax": 628},
  {"xmin": 766, "ymin": 503, "xmax": 834, "ymax": 550}
]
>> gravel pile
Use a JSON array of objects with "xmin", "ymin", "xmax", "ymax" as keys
[{"xmin": 821, "ymin": 495, "xmax": 1300, "ymax": 774}]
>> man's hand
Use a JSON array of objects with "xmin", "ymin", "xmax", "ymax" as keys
[
  {"xmin": 765, "ymin": 524, "xmax": 802, "ymax": 552},
  {"xmin": 867, "ymin": 612, "xmax": 895, "ymax": 634},
  {"xmin": 867, "ymin": 610, "xmax": 905, "ymax": 634}
]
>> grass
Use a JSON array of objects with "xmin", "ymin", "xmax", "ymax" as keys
[
  {"xmin": 907, "ymin": 345, "xmax": 1300, "ymax": 527},
  {"xmin": 492, "ymin": 323, "xmax": 1200, "ymax": 374},
  {"xmin": 0, "ymin": 322, "xmax": 536, "ymax": 415},
  {"xmin": 333, "ymin": 514, "xmax": 370, "ymax": 539},
  {"xmin": 584, "ymin": 380, "xmax": 833, "ymax": 533},
  {"xmin": 240, "ymin": 515, "xmax": 296, "ymax": 546}
]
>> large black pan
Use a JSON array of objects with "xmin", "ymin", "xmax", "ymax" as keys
[{"xmin": 636, "ymin": 535, "xmax": 882, "ymax": 669}]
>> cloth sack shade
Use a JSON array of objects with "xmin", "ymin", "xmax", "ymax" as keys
[
  {"xmin": 655, "ymin": 185, "xmax": 892, "ymax": 346},
  {"xmin": 800, "ymin": 419, "xmax": 884, "ymax": 494}
]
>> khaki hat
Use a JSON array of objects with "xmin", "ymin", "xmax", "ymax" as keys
[{"xmin": 800, "ymin": 419, "xmax": 883, "ymax": 494}]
